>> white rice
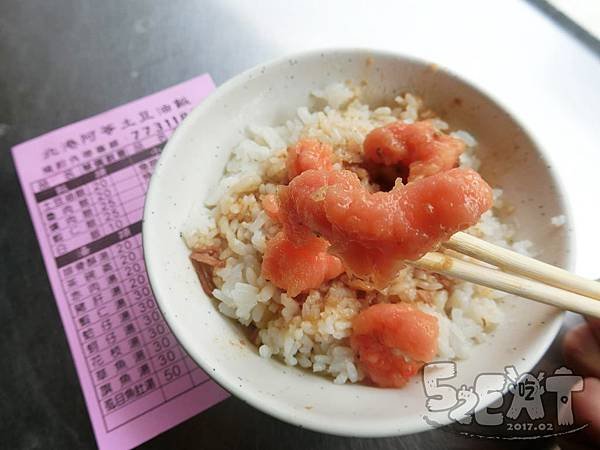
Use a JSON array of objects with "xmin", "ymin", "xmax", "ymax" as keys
[
  {"xmin": 182, "ymin": 82, "xmax": 535, "ymax": 384},
  {"xmin": 551, "ymin": 214, "xmax": 566, "ymax": 227}
]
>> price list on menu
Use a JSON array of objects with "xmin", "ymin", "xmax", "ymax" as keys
[{"xmin": 12, "ymin": 74, "xmax": 228, "ymax": 450}]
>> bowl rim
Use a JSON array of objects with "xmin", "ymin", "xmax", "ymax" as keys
[{"xmin": 142, "ymin": 47, "xmax": 575, "ymax": 437}]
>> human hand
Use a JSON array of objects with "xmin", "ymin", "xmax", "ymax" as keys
[{"xmin": 562, "ymin": 317, "xmax": 600, "ymax": 444}]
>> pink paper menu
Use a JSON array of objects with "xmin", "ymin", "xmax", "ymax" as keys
[{"xmin": 12, "ymin": 74, "xmax": 229, "ymax": 450}]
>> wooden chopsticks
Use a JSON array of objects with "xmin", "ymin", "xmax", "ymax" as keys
[
  {"xmin": 446, "ymin": 232, "xmax": 600, "ymax": 300},
  {"xmin": 408, "ymin": 232, "xmax": 600, "ymax": 319}
]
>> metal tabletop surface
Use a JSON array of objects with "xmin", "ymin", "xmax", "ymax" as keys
[{"xmin": 1, "ymin": 1, "xmax": 599, "ymax": 449}]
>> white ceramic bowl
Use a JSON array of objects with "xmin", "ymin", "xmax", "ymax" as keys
[{"xmin": 143, "ymin": 49, "xmax": 573, "ymax": 437}]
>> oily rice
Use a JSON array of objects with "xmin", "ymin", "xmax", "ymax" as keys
[{"xmin": 182, "ymin": 83, "xmax": 534, "ymax": 384}]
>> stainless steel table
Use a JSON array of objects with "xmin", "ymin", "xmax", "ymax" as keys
[{"xmin": 1, "ymin": 1, "xmax": 598, "ymax": 449}]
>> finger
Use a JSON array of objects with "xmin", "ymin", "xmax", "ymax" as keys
[
  {"xmin": 584, "ymin": 317, "xmax": 600, "ymax": 343},
  {"xmin": 563, "ymin": 323, "xmax": 600, "ymax": 378},
  {"xmin": 572, "ymin": 377, "xmax": 600, "ymax": 443}
]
